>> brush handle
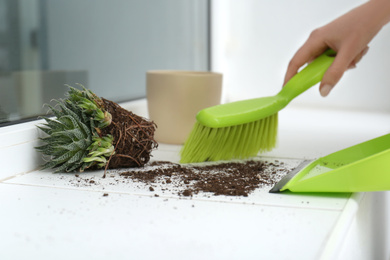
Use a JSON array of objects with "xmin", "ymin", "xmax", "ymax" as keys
[{"xmin": 278, "ymin": 49, "xmax": 336, "ymax": 103}]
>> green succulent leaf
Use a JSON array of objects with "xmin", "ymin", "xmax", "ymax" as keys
[{"xmin": 35, "ymin": 85, "xmax": 115, "ymax": 173}]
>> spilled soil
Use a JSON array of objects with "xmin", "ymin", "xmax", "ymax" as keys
[
  {"xmin": 66, "ymin": 159, "xmax": 292, "ymax": 197},
  {"xmin": 119, "ymin": 160, "xmax": 290, "ymax": 197}
]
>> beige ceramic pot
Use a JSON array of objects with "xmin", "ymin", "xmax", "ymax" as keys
[{"xmin": 146, "ymin": 70, "xmax": 222, "ymax": 144}]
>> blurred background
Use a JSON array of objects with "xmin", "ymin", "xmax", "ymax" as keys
[
  {"xmin": 1, "ymin": 0, "xmax": 389, "ymax": 126},
  {"xmin": 0, "ymin": 0, "xmax": 209, "ymax": 124}
]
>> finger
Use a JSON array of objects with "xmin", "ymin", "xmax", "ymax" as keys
[
  {"xmin": 283, "ymin": 33, "xmax": 328, "ymax": 85},
  {"xmin": 319, "ymin": 45, "xmax": 360, "ymax": 97},
  {"xmin": 348, "ymin": 46, "xmax": 369, "ymax": 69}
]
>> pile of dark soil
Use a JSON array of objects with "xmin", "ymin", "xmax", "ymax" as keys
[{"xmin": 120, "ymin": 160, "xmax": 290, "ymax": 197}]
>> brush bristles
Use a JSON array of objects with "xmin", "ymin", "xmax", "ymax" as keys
[{"xmin": 180, "ymin": 113, "xmax": 278, "ymax": 163}]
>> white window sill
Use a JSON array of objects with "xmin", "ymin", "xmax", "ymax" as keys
[{"xmin": 0, "ymin": 99, "xmax": 389, "ymax": 259}]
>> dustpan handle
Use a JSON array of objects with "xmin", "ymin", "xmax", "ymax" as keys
[{"xmin": 278, "ymin": 49, "xmax": 336, "ymax": 102}]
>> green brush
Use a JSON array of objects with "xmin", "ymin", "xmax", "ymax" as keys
[{"xmin": 180, "ymin": 50, "xmax": 336, "ymax": 163}]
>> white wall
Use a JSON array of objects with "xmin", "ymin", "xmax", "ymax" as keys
[{"xmin": 212, "ymin": 0, "xmax": 390, "ymax": 113}]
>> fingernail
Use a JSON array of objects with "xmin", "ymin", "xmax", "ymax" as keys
[{"xmin": 320, "ymin": 84, "xmax": 333, "ymax": 97}]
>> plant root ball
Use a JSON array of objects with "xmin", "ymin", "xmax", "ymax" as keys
[{"xmin": 101, "ymin": 98, "xmax": 158, "ymax": 168}]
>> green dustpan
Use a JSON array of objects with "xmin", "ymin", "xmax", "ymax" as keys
[{"xmin": 270, "ymin": 133, "xmax": 390, "ymax": 193}]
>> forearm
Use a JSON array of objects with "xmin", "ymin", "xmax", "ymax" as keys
[{"xmin": 370, "ymin": 0, "xmax": 390, "ymax": 27}]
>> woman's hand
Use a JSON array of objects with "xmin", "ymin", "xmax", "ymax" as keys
[{"xmin": 284, "ymin": 0, "xmax": 390, "ymax": 97}]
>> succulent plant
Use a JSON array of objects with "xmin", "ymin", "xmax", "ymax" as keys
[{"xmin": 36, "ymin": 84, "xmax": 157, "ymax": 173}]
